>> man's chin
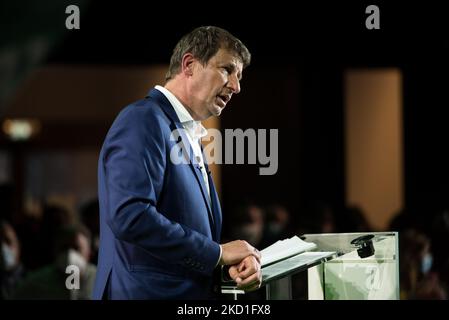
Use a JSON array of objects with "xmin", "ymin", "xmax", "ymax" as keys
[{"xmin": 211, "ymin": 106, "xmax": 223, "ymax": 117}]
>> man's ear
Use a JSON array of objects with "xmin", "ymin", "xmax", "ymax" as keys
[{"xmin": 181, "ymin": 53, "xmax": 196, "ymax": 77}]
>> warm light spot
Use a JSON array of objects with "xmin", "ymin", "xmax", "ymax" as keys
[{"xmin": 2, "ymin": 119, "xmax": 41, "ymax": 141}]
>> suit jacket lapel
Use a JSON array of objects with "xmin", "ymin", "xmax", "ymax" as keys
[
  {"xmin": 174, "ymin": 121, "xmax": 214, "ymax": 220},
  {"xmin": 204, "ymin": 160, "xmax": 222, "ymax": 241}
]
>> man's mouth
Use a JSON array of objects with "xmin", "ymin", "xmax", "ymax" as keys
[{"xmin": 217, "ymin": 94, "xmax": 231, "ymax": 107}]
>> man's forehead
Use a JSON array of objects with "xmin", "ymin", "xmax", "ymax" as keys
[{"xmin": 214, "ymin": 49, "xmax": 243, "ymax": 67}]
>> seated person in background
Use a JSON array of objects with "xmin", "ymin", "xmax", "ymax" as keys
[
  {"xmin": 260, "ymin": 204, "xmax": 293, "ymax": 249},
  {"xmin": 399, "ymin": 229, "xmax": 446, "ymax": 300},
  {"xmin": 12, "ymin": 224, "xmax": 96, "ymax": 300},
  {"xmin": 1, "ymin": 220, "xmax": 25, "ymax": 299}
]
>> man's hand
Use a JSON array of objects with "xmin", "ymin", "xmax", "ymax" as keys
[
  {"xmin": 220, "ymin": 240, "xmax": 261, "ymax": 266},
  {"xmin": 228, "ymin": 255, "xmax": 262, "ymax": 291}
]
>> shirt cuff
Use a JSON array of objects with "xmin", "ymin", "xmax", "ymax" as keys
[{"xmin": 215, "ymin": 244, "xmax": 222, "ymax": 267}]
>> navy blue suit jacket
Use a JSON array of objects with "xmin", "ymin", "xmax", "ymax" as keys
[{"xmin": 92, "ymin": 89, "xmax": 222, "ymax": 299}]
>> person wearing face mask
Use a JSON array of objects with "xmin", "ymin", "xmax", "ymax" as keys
[
  {"xmin": 12, "ymin": 224, "xmax": 96, "ymax": 300},
  {"xmin": 421, "ymin": 251, "xmax": 433, "ymax": 275},
  {"xmin": 399, "ymin": 229, "xmax": 447, "ymax": 299},
  {"xmin": 93, "ymin": 26, "xmax": 262, "ymax": 300},
  {"xmin": 0, "ymin": 220, "xmax": 24, "ymax": 299}
]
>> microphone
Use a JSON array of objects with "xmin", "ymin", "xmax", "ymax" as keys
[
  {"xmin": 195, "ymin": 156, "xmax": 203, "ymax": 170},
  {"xmin": 195, "ymin": 155, "xmax": 211, "ymax": 175}
]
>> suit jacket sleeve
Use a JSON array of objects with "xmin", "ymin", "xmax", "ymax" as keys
[{"xmin": 101, "ymin": 106, "xmax": 220, "ymax": 276}]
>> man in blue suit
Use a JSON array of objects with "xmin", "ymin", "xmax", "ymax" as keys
[{"xmin": 93, "ymin": 26, "xmax": 262, "ymax": 299}]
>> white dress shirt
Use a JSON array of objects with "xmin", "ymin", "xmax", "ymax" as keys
[{"xmin": 155, "ymin": 85, "xmax": 210, "ymax": 199}]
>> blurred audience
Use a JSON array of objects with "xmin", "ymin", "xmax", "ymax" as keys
[
  {"xmin": 428, "ymin": 210, "xmax": 449, "ymax": 281},
  {"xmin": 399, "ymin": 229, "xmax": 446, "ymax": 299},
  {"xmin": 2, "ymin": 191, "xmax": 449, "ymax": 300},
  {"xmin": 340, "ymin": 206, "xmax": 373, "ymax": 232},
  {"xmin": 17, "ymin": 204, "xmax": 75, "ymax": 270},
  {"xmin": 296, "ymin": 202, "xmax": 336, "ymax": 235},
  {"xmin": 389, "ymin": 209, "xmax": 420, "ymax": 233},
  {"xmin": 1, "ymin": 220, "xmax": 25, "ymax": 299},
  {"xmin": 229, "ymin": 203, "xmax": 265, "ymax": 248},
  {"xmin": 260, "ymin": 204, "xmax": 293, "ymax": 249},
  {"xmin": 12, "ymin": 223, "xmax": 96, "ymax": 299},
  {"xmin": 79, "ymin": 199, "xmax": 100, "ymax": 265}
]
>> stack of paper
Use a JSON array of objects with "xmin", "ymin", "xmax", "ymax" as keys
[{"xmin": 260, "ymin": 236, "xmax": 317, "ymax": 267}]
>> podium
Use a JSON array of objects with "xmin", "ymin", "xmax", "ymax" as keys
[
  {"xmin": 221, "ymin": 232, "xmax": 399, "ymax": 300},
  {"xmin": 304, "ymin": 232, "xmax": 399, "ymax": 300}
]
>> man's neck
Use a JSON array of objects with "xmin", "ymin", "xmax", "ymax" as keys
[{"xmin": 164, "ymin": 80, "xmax": 203, "ymax": 121}]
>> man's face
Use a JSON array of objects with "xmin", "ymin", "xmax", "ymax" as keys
[{"xmin": 189, "ymin": 48, "xmax": 243, "ymax": 120}]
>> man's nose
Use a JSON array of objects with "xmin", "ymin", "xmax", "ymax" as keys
[{"xmin": 228, "ymin": 75, "xmax": 241, "ymax": 94}]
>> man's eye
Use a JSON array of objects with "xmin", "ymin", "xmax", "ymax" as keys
[{"xmin": 222, "ymin": 67, "xmax": 232, "ymax": 74}]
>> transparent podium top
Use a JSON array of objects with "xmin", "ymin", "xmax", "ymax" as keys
[
  {"xmin": 304, "ymin": 232, "xmax": 400, "ymax": 300},
  {"xmin": 301, "ymin": 232, "xmax": 398, "ymax": 261}
]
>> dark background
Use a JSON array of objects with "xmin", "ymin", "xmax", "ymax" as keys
[{"xmin": 2, "ymin": 1, "xmax": 449, "ymax": 231}]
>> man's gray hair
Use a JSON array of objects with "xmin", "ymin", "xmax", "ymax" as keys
[{"xmin": 165, "ymin": 26, "xmax": 251, "ymax": 81}]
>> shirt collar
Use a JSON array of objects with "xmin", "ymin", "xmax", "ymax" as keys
[{"xmin": 155, "ymin": 85, "xmax": 207, "ymax": 140}]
